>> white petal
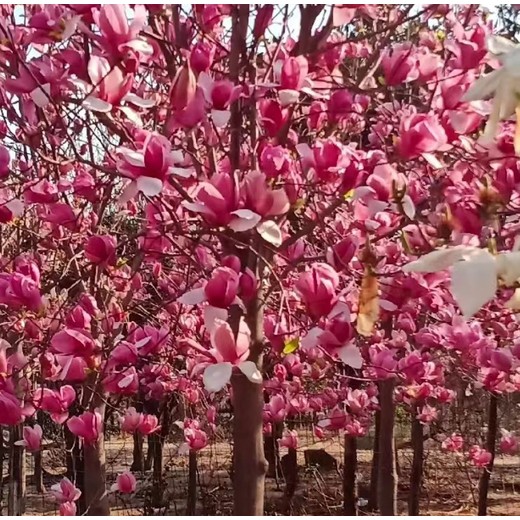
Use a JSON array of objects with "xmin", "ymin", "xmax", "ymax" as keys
[
  {"xmin": 182, "ymin": 201, "xmax": 214, "ymax": 216},
  {"xmin": 238, "ymin": 361, "xmax": 263, "ymax": 384},
  {"xmin": 256, "ymin": 220, "xmax": 282, "ymax": 247},
  {"xmin": 401, "ymin": 195, "xmax": 415, "ymax": 219},
  {"xmin": 119, "ymin": 106, "xmax": 142, "ymax": 126},
  {"xmin": 119, "ymin": 148, "xmax": 145, "ymax": 167},
  {"xmin": 337, "ymin": 343, "xmax": 363, "ymax": 369},
  {"xmin": 203, "ymin": 362, "xmax": 233, "ymax": 392},
  {"xmin": 118, "ymin": 374, "xmax": 135, "ymax": 389},
  {"xmin": 451, "ymin": 249, "xmax": 497, "ymax": 318},
  {"xmin": 296, "ymin": 143, "xmax": 313, "ymax": 161},
  {"xmin": 379, "ymin": 299, "xmax": 398, "ymax": 312},
  {"xmin": 31, "ymin": 83, "xmax": 51, "ymax": 108},
  {"xmin": 462, "ymin": 70, "xmax": 502, "ymax": 102},
  {"xmin": 135, "ymin": 336, "xmax": 151, "ymax": 349},
  {"xmin": 6, "ymin": 199, "xmax": 24, "ymax": 217},
  {"xmin": 211, "ymin": 109, "xmax": 231, "ymax": 128},
  {"xmin": 422, "ymin": 152, "xmax": 443, "ymax": 169},
  {"xmin": 496, "ymin": 251, "xmax": 520, "ymax": 286},
  {"xmin": 487, "ymin": 35, "xmax": 519, "ymax": 56},
  {"xmin": 118, "ymin": 181, "xmax": 139, "ymax": 205},
  {"xmin": 229, "ymin": 210, "xmax": 262, "ymax": 232},
  {"xmin": 168, "ymin": 166, "xmax": 195, "ymax": 179},
  {"xmin": 403, "ymin": 245, "xmax": 478, "ymax": 274},
  {"xmin": 14, "ymin": 440, "xmax": 25, "ymax": 446},
  {"xmin": 300, "ymin": 327, "xmax": 323, "ymax": 350},
  {"xmin": 203, "ymin": 306, "xmax": 228, "ymax": 332},
  {"xmin": 83, "ymin": 96, "xmax": 112, "ymax": 112},
  {"xmin": 136, "ymin": 176, "xmax": 163, "ymax": 196},
  {"xmin": 178, "ymin": 442, "xmax": 190, "ymax": 456},
  {"xmin": 177, "ymin": 287, "xmax": 206, "ymax": 306},
  {"xmin": 279, "ymin": 89, "xmax": 300, "ymax": 106},
  {"xmin": 198, "ymin": 72, "xmax": 214, "ymax": 103},
  {"xmin": 122, "ymin": 93, "xmax": 155, "ymax": 108}
]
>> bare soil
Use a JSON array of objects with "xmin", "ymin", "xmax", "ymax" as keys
[{"xmin": 19, "ymin": 436, "xmax": 520, "ymax": 516}]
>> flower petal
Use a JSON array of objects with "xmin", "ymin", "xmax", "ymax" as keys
[
  {"xmin": 136, "ymin": 176, "xmax": 163, "ymax": 196},
  {"xmin": 256, "ymin": 220, "xmax": 282, "ymax": 247},
  {"xmin": 337, "ymin": 343, "xmax": 363, "ymax": 369},
  {"xmin": 451, "ymin": 249, "xmax": 497, "ymax": 318},
  {"xmin": 229, "ymin": 210, "xmax": 262, "ymax": 232},
  {"xmin": 177, "ymin": 287, "xmax": 206, "ymax": 306},
  {"xmin": 403, "ymin": 245, "xmax": 478, "ymax": 274},
  {"xmin": 83, "ymin": 96, "xmax": 113, "ymax": 113},
  {"xmin": 238, "ymin": 361, "xmax": 263, "ymax": 384},
  {"xmin": 203, "ymin": 362, "xmax": 233, "ymax": 392}
]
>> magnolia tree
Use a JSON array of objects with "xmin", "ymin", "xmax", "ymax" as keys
[{"xmin": 0, "ymin": 3, "xmax": 520, "ymax": 517}]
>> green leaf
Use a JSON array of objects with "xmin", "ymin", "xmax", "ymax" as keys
[{"xmin": 283, "ymin": 337, "xmax": 300, "ymax": 355}]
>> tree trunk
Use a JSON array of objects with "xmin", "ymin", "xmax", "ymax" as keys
[
  {"xmin": 186, "ymin": 450, "xmax": 197, "ymax": 515},
  {"xmin": 265, "ymin": 422, "xmax": 283, "ymax": 480},
  {"xmin": 343, "ymin": 435, "xmax": 358, "ymax": 515},
  {"xmin": 131, "ymin": 431, "xmax": 144, "ymax": 472},
  {"xmin": 34, "ymin": 450, "xmax": 44, "ymax": 493},
  {"xmin": 150, "ymin": 432, "xmax": 164, "ymax": 507},
  {"xmin": 81, "ymin": 381, "xmax": 109, "ymax": 516},
  {"xmin": 377, "ymin": 379, "xmax": 397, "ymax": 516},
  {"xmin": 0, "ymin": 426, "xmax": 5, "ymax": 514},
  {"xmin": 478, "ymin": 394, "xmax": 498, "ymax": 516},
  {"xmin": 368, "ymin": 409, "xmax": 380, "ymax": 512},
  {"xmin": 8, "ymin": 425, "xmax": 26, "ymax": 516},
  {"xmin": 231, "ymin": 372, "xmax": 267, "ymax": 515},
  {"xmin": 282, "ymin": 447, "xmax": 298, "ymax": 512},
  {"xmin": 408, "ymin": 412, "xmax": 424, "ymax": 515}
]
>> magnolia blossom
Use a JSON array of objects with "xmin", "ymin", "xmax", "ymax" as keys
[
  {"xmin": 462, "ymin": 35, "xmax": 520, "ymax": 151},
  {"xmin": 403, "ymin": 245, "xmax": 520, "ymax": 318},
  {"xmin": 50, "ymin": 477, "xmax": 81, "ymax": 503},
  {"xmin": 182, "ymin": 308, "xmax": 262, "ymax": 392},
  {"xmin": 15, "ymin": 425, "xmax": 42, "ymax": 452},
  {"xmin": 111, "ymin": 471, "xmax": 137, "ymax": 494}
]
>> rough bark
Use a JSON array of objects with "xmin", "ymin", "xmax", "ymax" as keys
[
  {"xmin": 377, "ymin": 379, "xmax": 397, "ymax": 516},
  {"xmin": 343, "ymin": 435, "xmax": 358, "ymax": 515},
  {"xmin": 282, "ymin": 447, "xmax": 298, "ymax": 512},
  {"xmin": 186, "ymin": 450, "xmax": 197, "ymax": 515},
  {"xmin": 7, "ymin": 425, "xmax": 26, "ymax": 516},
  {"xmin": 478, "ymin": 394, "xmax": 498, "ymax": 516},
  {"xmin": 408, "ymin": 411, "xmax": 424, "ymax": 515},
  {"xmin": 265, "ymin": 422, "xmax": 283, "ymax": 480},
  {"xmin": 34, "ymin": 450, "xmax": 44, "ymax": 493},
  {"xmin": 368, "ymin": 409, "xmax": 380, "ymax": 512}
]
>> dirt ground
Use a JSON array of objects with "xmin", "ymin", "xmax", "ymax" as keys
[{"xmin": 20, "ymin": 436, "xmax": 520, "ymax": 516}]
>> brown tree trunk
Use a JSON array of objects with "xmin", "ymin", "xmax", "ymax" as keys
[
  {"xmin": 7, "ymin": 425, "xmax": 26, "ymax": 515},
  {"xmin": 131, "ymin": 431, "xmax": 144, "ymax": 472},
  {"xmin": 343, "ymin": 435, "xmax": 358, "ymax": 515},
  {"xmin": 282, "ymin": 447, "xmax": 298, "ymax": 512},
  {"xmin": 377, "ymin": 379, "xmax": 397, "ymax": 516},
  {"xmin": 186, "ymin": 450, "xmax": 197, "ymax": 515},
  {"xmin": 81, "ymin": 379, "xmax": 109, "ymax": 516},
  {"xmin": 478, "ymin": 394, "xmax": 498, "ymax": 516},
  {"xmin": 368, "ymin": 409, "xmax": 380, "ymax": 512},
  {"xmin": 150, "ymin": 432, "xmax": 164, "ymax": 507},
  {"xmin": 34, "ymin": 450, "xmax": 44, "ymax": 493},
  {"xmin": 408, "ymin": 411, "xmax": 424, "ymax": 515},
  {"xmin": 231, "ymin": 372, "xmax": 267, "ymax": 515},
  {"xmin": 265, "ymin": 422, "xmax": 283, "ymax": 480}
]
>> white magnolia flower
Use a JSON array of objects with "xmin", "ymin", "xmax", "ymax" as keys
[
  {"xmin": 462, "ymin": 35, "xmax": 520, "ymax": 151},
  {"xmin": 403, "ymin": 245, "xmax": 520, "ymax": 318}
]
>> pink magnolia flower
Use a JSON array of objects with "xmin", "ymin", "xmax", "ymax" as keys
[
  {"xmin": 0, "ymin": 390, "xmax": 23, "ymax": 425},
  {"xmin": 0, "ymin": 145, "xmax": 10, "ymax": 178},
  {"xmin": 111, "ymin": 471, "xmax": 137, "ymax": 494},
  {"xmin": 500, "ymin": 430, "xmax": 519, "ymax": 455},
  {"xmin": 205, "ymin": 267, "xmax": 240, "ymax": 308},
  {"xmin": 139, "ymin": 414, "xmax": 160, "ymax": 436},
  {"xmin": 260, "ymin": 100, "xmax": 289, "ymax": 137},
  {"xmin": 278, "ymin": 430, "xmax": 299, "ymax": 450},
  {"xmin": 59, "ymin": 502, "xmax": 77, "ymax": 516},
  {"xmin": 295, "ymin": 263, "xmax": 339, "ymax": 319},
  {"xmin": 381, "ymin": 43, "xmax": 419, "ymax": 85},
  {"xmin": 190, "ymin": 41, "xmax": 215, "ymax": 73},
  {"xmin": 182, "ymin": 426, "xmax": 208, "ymax": 452},
  {"xmin": 416, "ymin": 405, "xmax": 438, "ymax": 424},
  {"xmin": 93, "ymin": 4, "xmax": 152, "ymax": 58},
  {"xmin": 127, "ymin": 325, "xmax": 169, "ymax": 357},
  {"xmin": 15, "ymin": 425, "xmax": 42, "ymax": 452},
  {"xmin": 33, "ymin": 386, "xmax": 76, "ymax": 424},
  {"xmin": 326, "ymin": 237, "xmax": 358, "ymax": 271},
  {"xmin": 441, "ymin": 433, "xmax": 464, "ymax": 453},
  {"xmin": 397, "ymin": 112, "xmax": 449, "ymax": 162},
  {"xmin": 118, "ymin": 132, "xmax": 193, "ymax": 201},
  {"xmin": 198, "ymin": 73, "xmax": 240, "ymax": 127},
  {"xmin": 279, "ymin": 56, "xmax": 309, "ymax": 105},
  {"xmin": 259, "ymin": 144, "xmax": 291, "ymax": 179},
  {"xmin": 469, "ymin": 445, "xmax": 492, "ymax": 468},
  {"xmin": 50, "ymin": 477, "xmax": 81, "ymax": 503},
  {"xmin": 170, "ymin": 63, "xmax": 197, "ymax": 112},
  {"xmin": 67, "ymin": 410, "xmax": 103, "ymax": 445},
  {"xmin": 297, "ymin": 139, "xmax": 349, "ymax": 182},
  {"xmin": 368, "ymin": 347, "xmax": 397, "ymax": 379},
  {"xmin": 0, "ymin": 271, "xmax": 43, "ymax": 312},
  {"xmin": 51, "ymin": 329, "xmax": 97, "ymax": 358},
  {"xmin": 84, "ymin": 235, "xmax": 117, "ymax": 267},
  {"xmin": 264, "ymin": 395, "xmax": 286, "ymax": 422},
  {"xmin": 65, "ymin": 306, "xmax": 92, "ymax": 330}
]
